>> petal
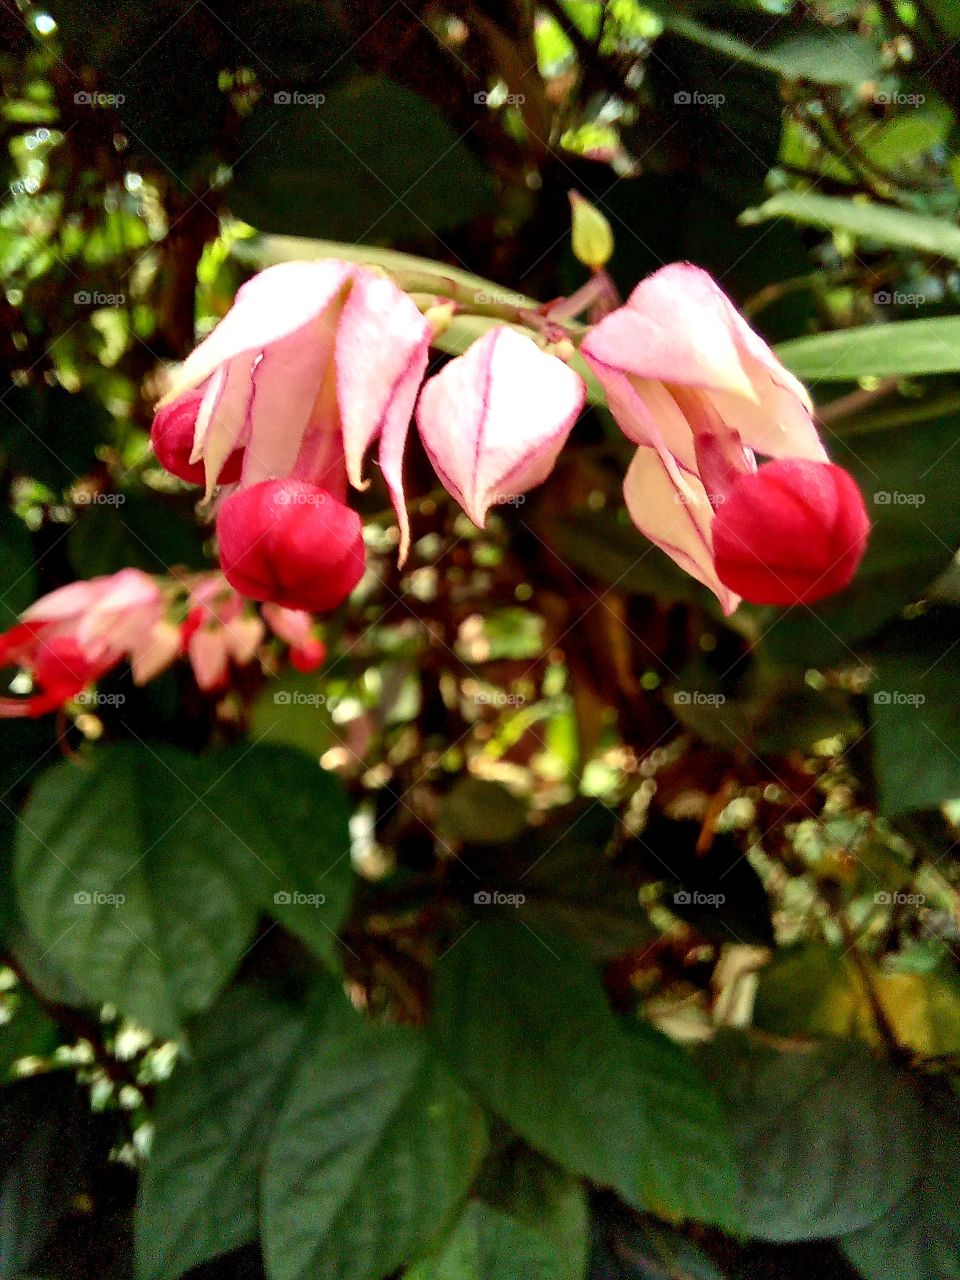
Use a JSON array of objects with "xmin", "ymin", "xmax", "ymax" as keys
[
  {"xmin": 336, "ymin": 272, "xmax": 431, "ymax": 564},
  {"xmin": 130, "ymin": 621, "xmax": 183, "ymax": 685},
  {"xmin": 623, "ymin": 445, "xmax": 739, "ymax": 614},
  {"xmin": 582, "ymin": 263, "xmax": 757, "ymax": 400},
  {"xmin": 416, "ymin": 327, "xmax": 585, "ymax": 530},
  {"xmin": 238, "ymin": 309, "xmax": 341, "ymax": 489},
  {"xmin": 157, "ymin": 260, "xmax": 356, "ymax": 407},
  {"xmin": 187, "ymin": 627, "xmax": 231, "ymax": 692}
]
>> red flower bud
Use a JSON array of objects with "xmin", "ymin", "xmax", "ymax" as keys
[
  {"xmin": 712, "ymin": 459, "xmax": 870, "ymax": 606},
  {"xmin": 151, "ymin": 390, "xmax": 243, "ymax": 486},
  {"xmin": 215, "ymin": 479, "xmax": 365, "ymax": 613}
]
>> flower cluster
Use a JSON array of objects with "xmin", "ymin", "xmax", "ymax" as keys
[
  {"xmin": 151, "ymin": 260, "xmax": 585, "ymax": 614},
  {"xmin": 1, "ymin": 256, "xmax": 871, "ymax": 720},
  {"xmin": 0, "ymin": 570, "xmax": 325, "ymax": 717},
  {"xmin": 151, "ymin": 257, "xmax": 869, "ymax": 619}
]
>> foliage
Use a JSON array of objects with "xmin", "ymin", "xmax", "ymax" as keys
[{"xmin": 2, "ymin": 1, "xmax": 960, "ymax": 1278}]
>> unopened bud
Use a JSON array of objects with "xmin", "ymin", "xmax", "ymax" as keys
[{"xmin": 569, "ymin": 190, "xmax": 614, "ymax": 270}]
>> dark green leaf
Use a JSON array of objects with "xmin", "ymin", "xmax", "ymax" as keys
[
  {"xmin": 866, "ymin": 609, "xmax": 960, "ymax": 815},
  {"xmin": 204, "ymin": 745, "xmax": 356, "ymax": 966},
  {"xmin": 432, "ymin": 921, "xmax": 738, "ymax": 1227},
  {"xmin": 14, "ymin": 744, "xmax": 261, "ymax": 1037},
  {"xmin": 230, "ymin": 75, "xmax": 493, "ymax": 241},
  {"xmin": 262, "ymin": 1015, "xmax": 486, "ymax": 1280},
  {"xmin": 698, "ymin": 1032, "xmax": 921, "ymax": 1241},
  {"xmin": 136, "ymin": 982, "xmax": 341, "ymax": 1280},
  {"xmin": 842, "ymin": 1088, "xmax": 960, "ymax": 1280}
]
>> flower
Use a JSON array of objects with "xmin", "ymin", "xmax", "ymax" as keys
[
  {"xmin": 153, "ymin": 260, "xmax": 430, "ymax": 566},
  {"xmin": 0, "ymin": 570, "xmax": 180, "ymax": 716},
  {"xmin": 416, "ymin": 326, "xmax": 585, "ymax": 528},
  {"xmin": 261, "ymin": 603, "xmax": 327, "ymax": 673},
  {"xmin": 215, "ymin": 479, "xmax": 365, "ymax": 614},
  {"xmin": 581, "ymin": 263, "xmax": 869, "ymax": 612}
]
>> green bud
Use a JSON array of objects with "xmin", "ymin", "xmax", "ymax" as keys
[{"xmin": 569, "ymin": 190, "xmax": 614, "ymax": 270}]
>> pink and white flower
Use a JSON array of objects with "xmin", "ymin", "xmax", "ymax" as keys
[
  {"xmin": 416, "ymin": 326, "xmax": 585, "ymax": 529},
  {"xmin": 581, "ymin": 263, "xmax": 869, "ymax": 612}
]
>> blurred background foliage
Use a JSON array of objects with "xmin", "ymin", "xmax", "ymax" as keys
[{"xmin": 3, "ymin": 0, "xmax": 960, "ymax": 1278}]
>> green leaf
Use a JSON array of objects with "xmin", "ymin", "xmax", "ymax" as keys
[
  {"xmin": 474, "ymin": 1152, "xmax": 589, "ymax": 1280},
  {"xmin": 13, "ymin": 744, "xmax": 261, "ymax": 1037},
  {"xmin": 436, "ymin": 779, "xmax": 529, "ymax": 846},
  {"xmin": 777, "ymin": 316, "xmax": 960, "ymax": 381},
  {"xmin": 262, "ymin": 1016, "xmax": 487, "ymax": 1280},
  {"xmin": 866, "ymin": 610, "xmax": 960, "ymax": 814},
  {"xmin": 405, "ymin": 1202, "xmax": 571, "ymax": 1280},
  {"xmin": 203, "ymin": 745, "xmax": 355, "ymax": 966},
  {"xmin": 842, "ymin": 1088, "xmax": 960, "ymax": 1280},
  {"xmin": 230, "ymin": 75, "xmax": 494, "ymax": 241},
  {"xmin": 698, "ymin": 1032, "xmax": 922, "ymax": 1241},
  {"xmin": 660, "ymin": 14, "xmax": 881, "ymax": 87},
  {"xmin": 432, "ymin": 920, "xmax": 738, "ymax": 1227},
  {"xmin": 744, "ymin": 190, "xmax": 960, "ymax": 264},
  {"xmin": 0, "ymin": 511, "xmax": 36, "ymax": 629},
  {"xmin": 476, "ymin": 803, "xmax": 653, "ymax": 961},
  {"xmin": 136, "ymin": 982, "xmax": 341, "ymax": 1280}
]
